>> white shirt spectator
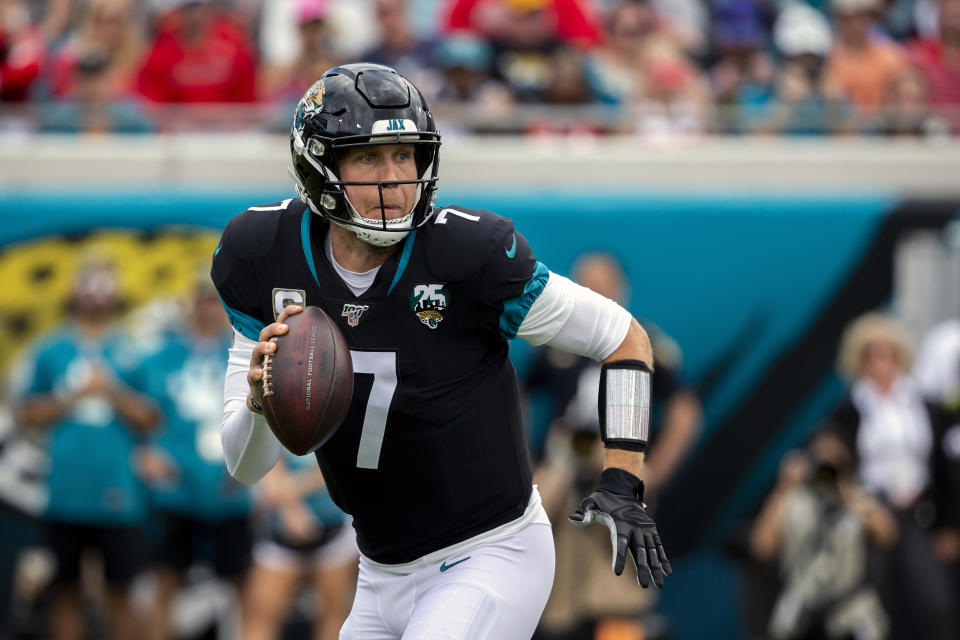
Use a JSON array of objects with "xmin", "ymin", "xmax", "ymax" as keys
[
  {"xmin": 852, "ymin": 376, "xmax": 933, "ymax": 507},
  {"xmin": 913, "ymin": 318, "xmax": 960, "ymax": 405}
]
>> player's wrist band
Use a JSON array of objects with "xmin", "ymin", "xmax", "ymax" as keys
[
  {"xmin": 598, "ymin": 359, "xmax": 651, "ymax": 452},
  {"xmin": 248, "ymin": 394, "xmax": 264, "ymax": 414},
  {"xmin": 598, "ymin": 467, "xmax": 645, "ymax": 500}
]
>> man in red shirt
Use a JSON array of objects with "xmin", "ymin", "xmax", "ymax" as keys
[
  {"xmin": 0, "ymin": 0, "xmax": 44, "ymax": 103},
  {"xmin": 909, "ymin": 0, "xmax": 960, "ymax": 132},
  {"xmin": 137, "ymin": 0, "xmax": 256, "ymax": 104}
]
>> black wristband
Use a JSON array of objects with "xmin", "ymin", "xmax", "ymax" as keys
[
  {"xmin": 248, "ymin": 394, "xmax": 263, "ymax": 413},
  {"xmin": 598, "ymin": 467, "xmax": 645, "ymax": 500}
]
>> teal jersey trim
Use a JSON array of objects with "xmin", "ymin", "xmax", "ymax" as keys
[
  {"xmin": 300, "ymin": 208, "xmax": 321, "ymax": 289},
  {"xmin": 220, "ymin": 298, "xmax": 265, "ymax": 341},
  {"xmin": 499, "ymin": 261, "xmax": 549, "ymax": 340},
  {"xmin": 387, "ymin": 230, "xmax": 418, "ymax": 295}
]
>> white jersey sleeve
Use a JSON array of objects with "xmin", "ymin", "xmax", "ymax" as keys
[
  {"xmin": 221, "ymin": 329, "xmax": 283, "ymax": 485},
  {"xmin": 517, "ymin": 272, "xmax": 632, "ymax": 361}
]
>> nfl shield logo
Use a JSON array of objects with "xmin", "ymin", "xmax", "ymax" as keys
[{"xmin": 342, "ymin": 304, "xmax": 369, "ymax": 327}]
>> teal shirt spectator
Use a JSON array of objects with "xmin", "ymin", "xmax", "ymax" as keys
[
  {"xmin": 21, "ymin": 328, "xmax": 148, "ymax": 525},
  {"xmin": 136, "ymin": 330, "xmax": 251, "ymax": 520}
]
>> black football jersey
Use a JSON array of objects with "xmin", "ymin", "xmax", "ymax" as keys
[{"xmin": 212, "ymin": 198, "xmax": 549, "ymax": 563}]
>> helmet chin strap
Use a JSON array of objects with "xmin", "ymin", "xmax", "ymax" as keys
[{"xmin": 339, "ymin": 193, "xmax": 413, "ymax": 247}]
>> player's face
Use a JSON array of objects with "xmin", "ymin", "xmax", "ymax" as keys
[{"xmin": 339, "ymin": 144, "xmax": 419, "ymax": 221}]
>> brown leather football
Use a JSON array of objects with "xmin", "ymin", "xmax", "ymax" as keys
[{"xmin": 260, "ymin": 306, "xmax": 354, "ymax": 455}]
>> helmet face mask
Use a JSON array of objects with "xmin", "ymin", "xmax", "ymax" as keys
[{"xmin": 290, "ymin": 64, "xmax": 441, "ymax": 247}]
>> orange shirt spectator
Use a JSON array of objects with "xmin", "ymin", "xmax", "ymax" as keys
[
  {"xmin": 137, "ymin": 1, "xmax": 255, "ymax": 103},
  {"xmin": 444, "ymin": 0, "xmax": 603, "ymax": 47},
  {"xmin": 826, "ymin": 40, "xmax": 906, "ymax": 112},
  {"xmin": 825, "ymin": 0, "xmax": 907, "ymax": 114}
]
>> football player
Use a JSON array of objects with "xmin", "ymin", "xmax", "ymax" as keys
[{"xmin": 213, "ymin": 63, "xmax": 671, "ymax": 638}]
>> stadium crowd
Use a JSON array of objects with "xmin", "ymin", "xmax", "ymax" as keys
[{"xmin": 0, "ymin": 0, "xmax": 958, "ymax": 136}]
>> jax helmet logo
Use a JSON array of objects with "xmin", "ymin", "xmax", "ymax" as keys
[
  {"xmin": 341, "ymin": 304, "xmax": 369, "ymax": 327},
  {"xmin": 295, "ymin": 79, "xmax": 326, "ymax": 129},
  {"xmin": 410, "ymin": 284, "xmax": 449, "ymax": 330}
]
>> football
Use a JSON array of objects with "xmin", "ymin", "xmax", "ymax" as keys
[{"xmin": 260, "ymin": 306, "xmax": 354, "ymax": 455}]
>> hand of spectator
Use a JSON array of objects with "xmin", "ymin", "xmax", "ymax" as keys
[
  {"xmin": 135, "ymin": 447, "xmax": 179, "ymax": 484},
  {"xmin": 79, "ymin": 367, "xmax": 114, "ymax": 397},
  {"xmin": 279, "ymin": 503, "xmax": 320, "ymax": 543},
  {"xmin": 934, "ymin": 528, "xmax": 960, "ymax": 563},
  {"xmin": 777, "ymin": 450, "xmax": 810, "ymax": 489},
  {"xmin": 259, "ymin": 470, "xmax": 304, "ymax": 508}
]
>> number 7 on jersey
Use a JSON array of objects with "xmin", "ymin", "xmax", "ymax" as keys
[{"xmin": 351, "ymin": 350, "xmax": 399, "ymax": 469}]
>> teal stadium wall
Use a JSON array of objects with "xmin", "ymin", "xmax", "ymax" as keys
[{"xmin": 1, "ymin": 189, "xmax": 958, "ymax": 638}]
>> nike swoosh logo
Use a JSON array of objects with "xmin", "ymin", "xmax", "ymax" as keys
[
  {"xmin": 214, "ymin": 243, "xmax": 222, "ymax": 256},
  {"xmin": 439, "ymin": 556, "xmax": 471, "ymax": 572},
  {"xmin": 504, "ymin": 234, "xmax": 517, "ymax": 259}
]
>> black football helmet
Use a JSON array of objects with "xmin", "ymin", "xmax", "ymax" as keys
[{"xmin": 290, "ymin": 63, "xmax": 441, "ymax": 247}]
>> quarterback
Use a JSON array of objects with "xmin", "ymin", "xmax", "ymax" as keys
[{"xmin": 213, "ymin": 63, "xmax": 670, "ymax": 638}]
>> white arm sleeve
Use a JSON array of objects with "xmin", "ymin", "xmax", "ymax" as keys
[
  {"xmin": 221, "ymin": 329, "xmax": 283, "ymax": 485},
  {"xmin": 517, "ymin": 272, "xmax": 632, "ymax": 361}
]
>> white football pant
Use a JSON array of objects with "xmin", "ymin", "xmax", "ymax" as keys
[{"xmin": 339, "ymin": 521, "xmax": 555, "ymax": 639}]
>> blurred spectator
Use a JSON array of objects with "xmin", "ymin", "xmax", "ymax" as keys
[
  {"xmin": 825, "ymin": 0, "xmax": 908, "ymax": 119},
  {"xmin": 709, "ymin": 0, "xmax": 777, "ymax": 132},
  {"xmin": 822, "ymin": 312, "xmax": 957, "ymax": 640},
  {"xmin": 45, "ymin": 0, "xmax": 144, "ymax": 100},
  {"xmin": 535, "ymin": 418, "xmax": 658, "ymax": 639},
  {"xmin": 477, "ymin": 0, "xmax": 571, "ymax": 102},
  {"xmin": 433, "ymin": 32, "xmax": 508, "ymax": 101},
  {"xmin": 914, "ymin": 317, "xmax": 960, "ymax": 591},
  {"xmin": 748, "ymin": 431, "xmax": 896, "ymax": 640},
  {"xmin": 914, "ymin": 317, "xmax": 960, "ymax": 410},
  {"xmin": 527, "ymin": 252, "xmax": 701, "ymax": 490},
  {"xmin": 632, "ymin": 37, "xmax": 710, "ymax": 140},
  {"xmin": 132, "ymin": 275, "xmax": 253, "ymax": 640},
  {"xmin": 13, "ymin": 256, "xmax": 159, "ymax": 640},
  {"xmin": 444, "ymin": 0, "xmax": 603, "ymax": 47},
  {"xmin": 259, "ymin": 0, "xmax": 339, "ymax": 101},
  {"xmin": 39, "ymin": 51, "xmax": 155, "ymax": 133},
  {"xmin": 908, "ymin": 0, "xmax": 960, "ymax": 134},
  {"xmin": 542, "ymin": 45, "xmax": 591, "ymax": 104},
  {"xmin": 242, "ymin": 453, "xmax": 357, "ymax": 640},
  {"xmin": 0, "ymin": 401, "xmax": 49, "ymax": 637},
  {"xmin": 761, "ymin": 3, "xmax": 852, "ymax": 135},
  {"xmin": 360, "ymin": 0, "xmax": 438, "ymax": 91},
  {"xmin": 531, "ymin": 263, "xmax": 700, "ymax": 639},
  {"xmin": 649, "ymin": 0, "xmax": 708, "ymax": 54},
  {"xmin": 0, "ymin": 0, "xmax": 45, "ymax": 102},
  {"xmin": 872, "ymin": 66, "xmax": 940, "ymax": 135},
  {"xmin": 586, "ymin": 0, "xmax": 662, "ymax": 106},
  {"xmin": 431, "ymin": 33, "xmax": 514, "ymax": 133},
  {"xmin": 137, "ymin": 0, "xmax": 256, "ymax": 103}
]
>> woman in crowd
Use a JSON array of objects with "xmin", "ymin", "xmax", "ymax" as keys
[{"xmin": 824, "ymin": 312, "xmax": 957, "ymax": 640}]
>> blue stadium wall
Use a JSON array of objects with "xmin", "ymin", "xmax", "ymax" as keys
[{"xmin": 1, "ymin": 189, "xmax": 958, "ymax": 639}]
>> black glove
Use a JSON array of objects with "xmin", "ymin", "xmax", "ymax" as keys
[{"xmin": 569, "ymin": 467, "xmax": 672, "ymax": 588}]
